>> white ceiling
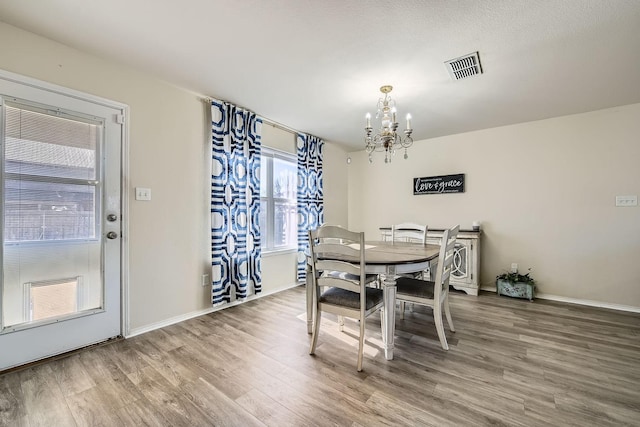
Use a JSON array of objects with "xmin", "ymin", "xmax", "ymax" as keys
[{"xmin": 1, "ymin": 0, "xmax": 640, "ymax": 149}]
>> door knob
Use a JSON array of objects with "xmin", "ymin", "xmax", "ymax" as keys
[{"xmin": 106, "ymin": 231, "xmax": 118, "ymax": 240}]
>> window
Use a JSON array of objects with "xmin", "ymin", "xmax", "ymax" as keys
[
  {"xmin": 23, "ymin": 277, "xmax": 85, "ymax": 323},
  {"xmin": 259, "ymin": 147, "xmax": 297, "ymax": 252},
  {"xmin": 2, "ymin": 101, "xmax": 101, "ymax": 243}
]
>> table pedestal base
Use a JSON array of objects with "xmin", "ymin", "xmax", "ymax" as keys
[{"xmin": 381, "ymin": 265, "xmax": 397, "ymax": 360}]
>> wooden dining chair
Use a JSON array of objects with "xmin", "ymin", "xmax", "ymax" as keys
[
  {"xmin": 308, "ymin": 225, "xmax": 385, "ymax": 371},
  {"xmin": 392, "ymin": 222, "xmax": 429, "ymax": 281},
  {"xmin": 395, "ymin": 224, "xmax": 459, "ymax": 350},
  {"xmin": 391, "ymin": 222, "xmax": 427, "ymax": 244}
]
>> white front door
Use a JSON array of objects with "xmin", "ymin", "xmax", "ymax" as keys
[{"xmin": 0, "ymin": 71, "xmax": 125, "ymax": 371}]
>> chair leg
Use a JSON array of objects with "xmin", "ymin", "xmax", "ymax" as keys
[
  {"xmin": 338, "ymin": 315, "xmax": 345, "ymax": 332},
  {"xmin": 379, "ymin": 308, "xmax": 386, "ymax": 344},
  {"xmin": 357, "ymin": 314, "xmax": 365, "ymax": 372},
  {"xmin": 309, "ymin": 306, "xmax": 322, "ymax": 355},
  {"xmin": 433, "ymin": 303, "xmax": 449, "ymax": 350},
  {"xmin": 399, "ymin": 301, "xmax": 405, "ymax": 320},
  {"xmin": 444, "ymin": 292, "xmax": 455, "ymax": 332}
]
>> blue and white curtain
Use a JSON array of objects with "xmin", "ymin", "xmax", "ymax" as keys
[
  {"xmin": 211, "ymin": 100, "xmax": 262, "ymax": 305},
  {"xmin": 296, "ymin": 133, "xmax": 324, "ymax": 281}
]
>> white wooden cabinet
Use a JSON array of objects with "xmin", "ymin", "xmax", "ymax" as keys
[
  {"xmin": 429, "ymin": 229, "xmax": 481, "ymax": 295},
  {"xmin": 380, "ymin": 227, "xmax": 482, "ymax": 296}
]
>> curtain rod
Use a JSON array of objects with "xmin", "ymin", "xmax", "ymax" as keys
[
  {"xmin": 202, "ymin": 96, "xmax": 300, "ymax": 136},
  {"xmin": 259, "ymin": 116, "xmax": 299, "ymax": 136}
]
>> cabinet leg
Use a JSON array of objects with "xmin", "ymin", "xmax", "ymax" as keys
[{"xmin": 452, "ymin": 285, "xmax": 478, "ymax": 296}]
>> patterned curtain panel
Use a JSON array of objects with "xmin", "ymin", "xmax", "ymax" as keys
[
  {"xmin": 296, "ymin": 133, "xmax": 324, "ymax": 281},
  {"xmin": 211, "ymin": 100, "xmax": 262, "ymax": 305}
]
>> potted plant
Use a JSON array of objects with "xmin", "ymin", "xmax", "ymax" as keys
[{"xmin": 496, "ymin": 268, "xmax": 535, "ymax": 301}]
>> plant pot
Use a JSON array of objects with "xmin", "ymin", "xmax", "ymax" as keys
[{"xmin": 496, "ymin": 279, "xmax": 534, "ymax": 301}]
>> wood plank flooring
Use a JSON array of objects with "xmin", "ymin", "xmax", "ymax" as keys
[{"xmin": 1, "ymin": 286, "xmax": 640, "ymax": 426}]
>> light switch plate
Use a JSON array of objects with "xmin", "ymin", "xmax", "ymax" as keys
[
  {"xmin": 135, "ymin": 187, "xmax": 151, "ymax": 201},
  {"xmin": 615, "ymin": 195, "xmax": 637, "ymax": 207},
  {"xmin": 202, "ymin": 274, "xmax": 210, "ymax": 287}
]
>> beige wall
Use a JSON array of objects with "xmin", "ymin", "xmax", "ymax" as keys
[
  {"xmin": 3, "ymin": 18, "xmax": 636, "ymax": 338},
  {"xmin": 348, "ymin": 103, "xmax": 640, "ymax": 309},
  {"xmin": 0, "ymin": 22, "xmax": 349, "ymax": 333},
  {"xmin": 322, "ymin": 142, "xmax": 349, "ymax": 227}
]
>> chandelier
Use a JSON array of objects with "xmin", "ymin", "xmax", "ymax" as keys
[{"xmin": 364, "ymin": 85, "xmax": 413, "ymax": 163}]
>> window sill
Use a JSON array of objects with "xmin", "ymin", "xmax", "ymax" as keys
[{"xmin": 262, "ymin": 248, "xmax": 297, "ymax": 258}]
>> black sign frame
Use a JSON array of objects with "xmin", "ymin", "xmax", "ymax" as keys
[{"xmin": 413, "ymin": 174, "xmax": 465, "ymax": 195}]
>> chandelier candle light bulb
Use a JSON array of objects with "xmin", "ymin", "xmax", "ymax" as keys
[{"xmin": 364, "ymin": 85, "xmax": 413, "ymax": 163}]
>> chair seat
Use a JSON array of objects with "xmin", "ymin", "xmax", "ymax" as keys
[
  {"xmin": 319, "ymin": 287, "xmax": 384, "ymax": 310},
  {"xmin": 398, "ymin": 270, "xmax": 424, "ymax": 280},
  {"xmin": 396, "ymin": 276, "xmax": 435, "ymax": 300}
]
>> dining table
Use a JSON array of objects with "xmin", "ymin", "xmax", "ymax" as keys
[{"xmin": 306, "ymin": 240, "xmax": 440, "ymax": 360}]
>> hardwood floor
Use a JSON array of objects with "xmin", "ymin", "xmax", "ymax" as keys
[{"xmin": 2, "ymin": 286, "xmax": 640, "ymax": 426}]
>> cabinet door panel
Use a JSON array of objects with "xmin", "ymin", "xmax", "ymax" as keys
[{"xmin": 451, "ymin": 241, "xmax": 472, "ymax": 285}]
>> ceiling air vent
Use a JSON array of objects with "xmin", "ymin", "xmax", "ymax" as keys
[{"xmin": 445, "ymin": 52, "xmax": 483, "ymax": 80}]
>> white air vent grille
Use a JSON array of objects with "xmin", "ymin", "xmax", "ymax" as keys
[{"xmin": 445, "ymin": 52, "xmax": 483, "ymax": 80}]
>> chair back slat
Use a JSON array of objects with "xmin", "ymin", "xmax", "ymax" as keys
[
  {"xmin": 441, "ymin": 266, "xmax": 451, "ymax": 284},
  {"xmin": 315, "ymin": 225, "xmax": 361, "ymax": 241},
  {"xmin": 391, "ymin": 222, "xmax": 427, "ymax": 244},
  {"xmin": 316, "ymin": 259, "xmax": 359, "ymax": 276}
]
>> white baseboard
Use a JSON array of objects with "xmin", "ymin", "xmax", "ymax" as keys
[
  {"xmin": 479, "ymin": 286, "xmax": 640, "ymax": 313},
  {"xmin": 128, "ymin": 282, "xmax": 640, "ymax": 338},
  {"xmin": 125, "ymin": 282, "xmax": 300, "ymax": 338}
]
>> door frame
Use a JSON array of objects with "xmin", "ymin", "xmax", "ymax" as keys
[{"xmin": 0, "ymin": 68, "xmax": 130, "ymax": 366}]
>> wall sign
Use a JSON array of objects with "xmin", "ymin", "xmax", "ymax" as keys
[{"xmin": 414, "ymin": 174, "xmax": 465, "ymax": 195}]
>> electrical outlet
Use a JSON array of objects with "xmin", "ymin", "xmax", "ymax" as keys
[
  {"xmin": 511, "ymin": 263, "xmax": 518, "ymax": 273},
  {"xmin": 615, "ymin": 195, "xmax": 637, "ymax": 207},
  {"xmin": 202, "ymin": 274, "xmax": 210, "ymax": 287}
]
